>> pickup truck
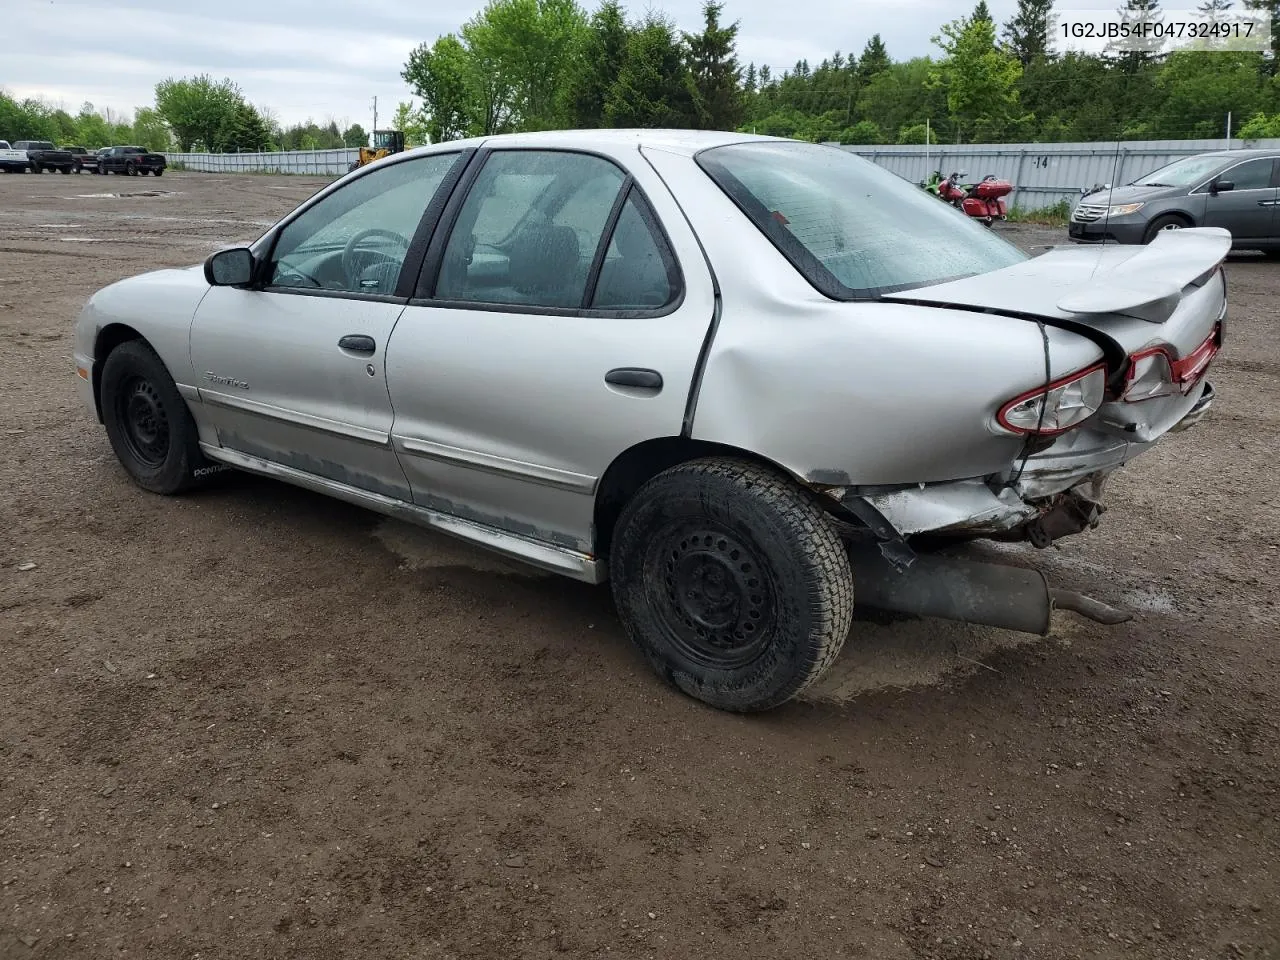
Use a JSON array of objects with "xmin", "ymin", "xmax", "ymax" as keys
[
  {"xmin": 12, "ymin": 140, "xmax": 76, "ymax": 174},
  {"xmin": 98, "ymin": 145, "xmax": 166, "ymax": 176},
  {"xmin": 0, "ymin": 140, "xmax": 31, "ymax": 173},
  {"xmin": 64, "ymin": 146, "xmax": 98, "ymax": 173}
]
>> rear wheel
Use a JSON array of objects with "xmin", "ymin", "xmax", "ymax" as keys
[
  {"xmin": 1143, "ymin": 214, "xmax": 1188, "ymax": 243},
  {"xmin": 154, "ymin": 168, "xmax": 163, "ymax": 177},
  {"xmin": 610, "ymin": 458, "xmax": 854, "ymax": 712},
  {"xmin": 100, "ymin": 340, "xmax": 212, "ymax": 495}
]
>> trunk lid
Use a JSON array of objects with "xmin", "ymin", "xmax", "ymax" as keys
[{"xmin": 883, "ymin": 226, "xmax": 1229, "ymax": 443}]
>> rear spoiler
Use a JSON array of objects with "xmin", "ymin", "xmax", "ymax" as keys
[{"xmin": 1056, "ymin": 227, "xmax": 1231, "ymax": 324}]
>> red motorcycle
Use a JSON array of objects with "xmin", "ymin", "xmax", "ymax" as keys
[{"xmin": 937, "ymin": 172, "xmax": 1014, "ymax": 227}]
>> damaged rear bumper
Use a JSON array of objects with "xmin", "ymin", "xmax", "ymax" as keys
[{"xmin": 834, "ymin": 378, "xmax": 1215, "ymax": 546}]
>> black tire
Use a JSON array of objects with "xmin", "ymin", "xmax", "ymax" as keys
[
  {"xmin": 100, "ymin": 340, "xmax": 212, "ymax": 495},
  {"xmin": 609, "ymin": 458, "xmax": 854, "ymax": 712},
  {"xmin": 1143, "ymin": 214, "xmax": 1189, "ymax": 243},
  {"xmin": 30, "ymin": 163, "xmax": 41, "ymax": 173},
  {"xmin": 126, "ymin": 161, "xmax": 136, "ymax": 176},
  {"xmin": 154, "ymin": 168, "xmax": 163, "ymax": 177}
]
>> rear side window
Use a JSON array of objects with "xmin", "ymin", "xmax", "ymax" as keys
[
  {"xmin": 696, "ymin": 141, "xmax": 1027, "ymax": 299},
  {"xmin": 591, "ymin": 190, "xmax": 679, "ymax": 310}
]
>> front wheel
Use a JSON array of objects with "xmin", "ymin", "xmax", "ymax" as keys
[
  {"xmin": 1143, "ymin": 214, "xmax": 1187, "ymax": 243},
  {"xmin": 154, "ymin": 168, "xmax": 163, "ymax": 177},
  {"xmin": 125, "ymin": 161, "xmax": 136, "ymax": 176},
  {"xmin": 609, "ymin": 458, "xmax": 854, "ymax": 712},
  {"xmin": 100, "ymin": 340, "xmax": 213, "ymax": 495}
]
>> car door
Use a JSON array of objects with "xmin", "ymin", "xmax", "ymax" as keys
[
  {"xmin": 384, "ymin": 146, "xmax": 717, "ymax": 555},
  {"xmin": 1198, "ymin": 156, "xmax": 1279, "ymax": 239},
  {"xmin": 189, "ymin": 150, "xmax": 466, "ymax": 500}
]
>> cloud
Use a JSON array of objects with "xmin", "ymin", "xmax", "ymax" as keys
[{"xmin": 7, "ymin": 0, "xmax": 1021, "ymax": 128}]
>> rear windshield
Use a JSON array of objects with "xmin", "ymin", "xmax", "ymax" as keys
[{"xmin": 695, "ymin": 140, "xmax": 1027, "ymax": 299}]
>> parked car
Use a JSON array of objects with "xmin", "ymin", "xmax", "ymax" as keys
[
  {"xmin": 1070, "ymin": 147, "xmax": 1280, "ymax": 251},
  {"xmin": 64, "ymin": 145, "xmax": 98, "ymax": 173},
  {"xmin": 0, "ymin": 140, "xmax": 30, "ymax": 172},
  {"xmin": 98, "ymin": 146, "xmax": 166, "ymax": 176},
  {"xmin": 12, "ymin": 140, "xmax": 75, "ymax": 173},
  {"xmin": 72, "ymin": 131, "xmax": 1225, "ymax": 712}
]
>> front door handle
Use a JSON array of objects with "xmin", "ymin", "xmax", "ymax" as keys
[
  {"xmin": 605, "ymin": 368, "xmax": 663, "ymax": 390},
  {"xmin": 338, "ymin": 334, "xmax": 376, "ymax": 355}
]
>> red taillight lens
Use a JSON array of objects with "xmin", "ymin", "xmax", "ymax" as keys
[
  {"xmin": 997, "ymin": 363, "xmax": 1107, "ymax": 436},
  {"xmin": 1121, "ymin": 325, "xmax": 1220, "ymax": 402}
]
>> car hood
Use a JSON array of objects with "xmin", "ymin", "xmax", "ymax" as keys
[{"xmin": 1079, "ymin": 183, "xmax": 1176, "ymax": 205}]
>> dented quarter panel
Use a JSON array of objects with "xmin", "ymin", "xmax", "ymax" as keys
[{"xmin": 640, "ymin": 145, "xmax": 1105, "ymax": 486}]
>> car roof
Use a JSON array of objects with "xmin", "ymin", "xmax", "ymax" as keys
[
  {"xmin": 400, "ymin": 128, "xmax": 790, "ymax": 159},
  {"xmin": 1191, "ymin": 147, "xmax": 1280, "ymax": 160}
]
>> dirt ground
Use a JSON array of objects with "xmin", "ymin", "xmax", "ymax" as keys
[{"xmin": 1, "ymin": 170, "xmax": 1277, "ymax": 960}]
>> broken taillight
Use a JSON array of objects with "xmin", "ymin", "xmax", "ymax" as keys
[
  {"xmin": 1121, "ymin": 324, "xmax": 1220, "ymax": 402},
  {"xmin": 997, "ymin": 363, "xmax": 1107, "ymax": 436}
]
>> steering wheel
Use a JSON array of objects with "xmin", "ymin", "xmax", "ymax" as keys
[{"xmin": 341, "ymin": 228, "xmax": 410, "ymax": 291}]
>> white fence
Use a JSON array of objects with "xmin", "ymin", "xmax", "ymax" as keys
[
  {"xmin": 165, "ymin": 148, "xmax": 359, "ymax": 175},
  {"xmin": 166, "ymin": 137, "xmax": 1280, "ymax": 211}
]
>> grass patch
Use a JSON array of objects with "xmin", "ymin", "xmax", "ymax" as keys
[{"xmin": 1007, "ymin": 199, "xmax": 1072, "ymax": 227}]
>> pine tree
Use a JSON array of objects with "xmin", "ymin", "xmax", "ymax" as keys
[
  {"xmin": 972, "ymin": 0, "xmax": 993, "ymax": 22},
  {"xmin": 1105, "ymin": 0, "xmax": 1167, "ymax": 71},
  {"xmin": 683, "ymin": 1, "xmax": 744, "ymax": 130},
  {"xmin": 857, "ymin": 34, "xmax": 891, "ymax": 81},
  {"xmin": 565, "ymin": 0, "xmax": 631, "ymax": 128},
  {"xmin": 1002, "ymin": 0, "xmax": 1056, "ymax": 63}
]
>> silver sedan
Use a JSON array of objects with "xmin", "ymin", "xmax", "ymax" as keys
[{"xmin": 73, "ymin": 130, "xmax": 1225, "ymax": 712}]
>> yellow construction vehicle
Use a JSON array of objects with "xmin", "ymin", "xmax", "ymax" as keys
[{"xmin": 349, "ymin": 129, "xmax": 405, "ymax": 171}]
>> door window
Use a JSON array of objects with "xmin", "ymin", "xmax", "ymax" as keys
[
  {"xmin": 1218, "ymin": 158, "xmax": 1275, "ymax": 191},
  {"xmin": 434, "ymin": 150, "xmax": 626, "ymax": 309},
  {"xmin": 590, "ymin": 190, "xmax": 679, "ymax": 310},
  {"xmin": 269, "ymin": 153, "xmax": 459, "ymax": 296}
]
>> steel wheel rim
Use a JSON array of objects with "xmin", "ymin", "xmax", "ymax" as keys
[
  {"xmin": 644, "ymin": 519, "xmax": 777, "ymax": 670},
  {"xmin": 117, "ymin": 376, "xmax": 170, "ymax": 467}
]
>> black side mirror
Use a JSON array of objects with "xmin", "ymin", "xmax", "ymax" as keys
[
  {"xmin": 1210, "ymin": 179, "xmax": 1235, "ymax": 195},
  {"xmin": 204, "ymin": 247, "xmax": 255, "ymax": 286}
]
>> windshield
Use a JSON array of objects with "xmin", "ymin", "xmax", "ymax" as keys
[
  {"xmin": 696, "ymin": 141, "xmax": 1026, "ymax": 299},
  {"xmin": 1131, "ymin": 155, "xmax": 1226, "ymax": 187}
]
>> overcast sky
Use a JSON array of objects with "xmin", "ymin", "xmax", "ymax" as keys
[{"xmin": 8, "ymin": 0, "xmax": 1126, "ymax": 129}]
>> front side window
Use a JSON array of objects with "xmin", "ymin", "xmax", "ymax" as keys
[
  {"xmin": 434, "ymin": 150, "xmax": 626, "ymax": 309},
  {"xmin": 1217, "ymin": 158, "xmax": 1274, "ymax": 191},
  {"xmin": 269, "ymin": 153, "xmax": 459, "ymax": 295},
  {"xmin": 696, "ymin": 141, "xmax": 1027, "ymax": 299}
]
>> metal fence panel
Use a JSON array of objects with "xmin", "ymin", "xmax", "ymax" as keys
[
  {"xmin": 162, "ymin": 148, "xmax": 360, "ymax": 176},
  {"xmin": 830, "ymin": 138, "xmax": 1280, "ymax": 211},
  {"xmin": 165, "ymin": 138, "xmax": 1280, "ymax": 210}
]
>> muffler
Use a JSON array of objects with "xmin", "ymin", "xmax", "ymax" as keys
[{"xmin": 846, "ymin": 549, "xmax": 1132, "ymax": 635}]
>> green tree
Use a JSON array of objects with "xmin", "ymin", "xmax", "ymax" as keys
[
  {"xmin": 605, "ymin": 13, "xmax": 699, "ymax": 127},
  {"xmin": 154, "ymin": 75, "xmax": 263, "ymax": 150},
  {"xmin": 393, "ymin": 101, "xmax": 432, "ymax": 146},
  {"xmin": 972, "ymin": 0, "xmax": 993, "ymax": 22},
  {"xmin": 684, "ymin": 1, "xmax": 743, "ymax": 130},
  {"xmin": 931, "ymin": 14, "xmax": 1025, "ymax": 141},
  {"xmin": 131, "ymin": 107, "xmax": 171, "ymax": 150},
  {"xmin": 857, "ymin": 34, "xmax": 891, "ymax": 81},
  {"xmin": 402, "ymin": 35, "xmax": 477, "ymax": 141},
  {"xmin": 1002, "ymin": 0, "xmax": 1056, "ymax": 65},
  {"xmin": 564, "ymin": 0, "xmax": 632, "ymax": 127},
  {"xmin": 1106, "ymin": 0, "xmax": 1167, "ymax": 72},
  {"xmin": 1153, "ymin": 50, "xmax": 1263, "ymax": 137},
  {"xmin": 342, "ymin": 123, "xmax": 368, "ymax": 147}
]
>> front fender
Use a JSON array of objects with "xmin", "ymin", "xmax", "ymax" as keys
[{"xmin": 74, "ymin": 265, "xmax": 211, "ymax": 389}]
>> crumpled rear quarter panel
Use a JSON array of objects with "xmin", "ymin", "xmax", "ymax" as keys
[{"xmin": 638, "ymin": 147, "xmax": 1106, "ymax": 486}]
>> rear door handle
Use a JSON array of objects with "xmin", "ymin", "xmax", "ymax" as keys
[
  {"xmin": 338, "ymin": 334, "xmax": 376, "ymax": 355},
  {"xmin": 605, "ymin": 368, "xmax": 663, "ymax": 390}
]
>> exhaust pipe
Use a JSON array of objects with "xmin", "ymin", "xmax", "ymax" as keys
[{"xmin": 847, "ymin": 549, "xmax": 1132, "ymax": 635}]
